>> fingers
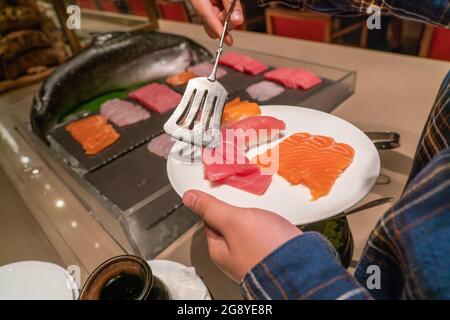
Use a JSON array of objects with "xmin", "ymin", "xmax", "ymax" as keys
[
  {"xmin": 183, "ymin": 190, "xmax": 240, "ymax": 233},
  {"xmin": 204, "ymin": 224, "xmax": 229, "ymax": 262},
  {"xmin": 192, "ymin": 0, "xmax": 227, "ymax": 41},
  {"xmin": 222, "ymin": 0, "xmax": 244, "ymax": 28}
]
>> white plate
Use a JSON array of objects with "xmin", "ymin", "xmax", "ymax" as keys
[
  {"xmin": 0, "ymin": 261, "xmax": 79, "ymax": 300},
  {"xmin": 167, "ymin": 105, "xmax": 380, "ymax": 225},
  {"xmin": 147, "ymin": 260, "xmax": 211, "ymax": 300}
]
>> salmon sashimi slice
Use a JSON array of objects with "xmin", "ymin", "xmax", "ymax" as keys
[
  {"xmin": 65, "ymin": 115, "xmax": 120, "ymax": 156},
  {"xmin": 66, "ymin": 115, "xmax": 106, "ymax": 140},
  {"xmin": 165, "ymin": 71, "xmax": 198, "ymax": 86},
  {"xmin": 254, "ymin": 132, "xmax": 354, "ymax": 200},
  {"xmin": 222, "ymin": 100, "xmax": 261, "ymax": 127}
]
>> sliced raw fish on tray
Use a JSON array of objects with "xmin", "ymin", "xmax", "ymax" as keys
[
  {"xmin": 65, "ymin": 115, "xmax": 120, "ymax": 156},
  {"xmin": 147, "ymin": 133, "xmax": 176, "ymax": 159},
  {"xmin": 100, "ymin": 99, "xmax": 150, "ymax": 127},
  {"xmin": 165, "ymin": 71, "xmax": 198, "ymax": 86},
  {"xmin": 254, "ymin": 132, "xmax": 354, "ymax": 200},
  {"xmin": 129, "ymin": 83, "xmax": 181, "ymax": 114},
  {"xmin": 187, "ymin": 62, "xmax": 227, "ymax": 79},
  {"xmin": 246, "ymin": 80, "xmax": 285, "ymax": 101},
  {"xmin": 264, "ymin": 68, "xmax": 322, "ymax": 90},
  {"xmin": 219, "ymin": 52, "xmax": 268, "ymax": 75}
]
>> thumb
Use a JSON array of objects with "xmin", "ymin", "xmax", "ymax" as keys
[
  {"xmin": 183, "ymin": 190, "xmax": 239, "ymax": 235},
  {"xmin": 222, "ymin": 0, "xmax": 244, "ymax": 26}
]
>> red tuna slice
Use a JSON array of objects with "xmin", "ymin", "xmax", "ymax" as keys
[
  {"xmin": 219, "ymin": 52, "xmax": 246, "ymax": 70},
  {"xmin": 263, "ymin": 68, "xmax": 290, "ymax": 82},
  {"xmin": 243, "ymin": 59, "xmax": 268, "ymax": 75},
  {"xmin": 220, "ymin": 171, "xmax": 272, "ymax": 195},
  {"xmin": 202, "ymin": 136, "xmax": 273, "ymax": 195},
  {"xmin": 228, "ymin": 116, "xmax": 286, "ymax": 132},
  {"xmin": 264, "ymin": 68, "xmax": 321, "ymax": 89},
  {"xmin": 129, "ymin": 83, "xmax": 181, "ymax": 114},
  {"xmin": 226, "ymin": 116, "xmax": 286, "ymax": 149},
  {"xmin": 264, "ymin": 68, "xmax": 297, "ymax": 88},
  {"xmin": 202, "ymin": 140, "xmax": 258, "ymax": 182},
  {"xmin": 220, "ymin": 52, "xmax": 268, "ymax": 75},
  {"xmin": 293, "ymin": 70, "xmax": 322, "ymax": 90}
]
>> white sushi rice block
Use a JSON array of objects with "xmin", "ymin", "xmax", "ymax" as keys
[{"xmin": 246, "ymin": 81, "xmax": 284, "ymax": 102}]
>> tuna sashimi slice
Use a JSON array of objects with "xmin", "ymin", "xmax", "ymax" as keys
[
  {"xmin": 246, "ymin": 81, "xmax": 285, "ymax": 102},
  {"xmin": 219, "ymin": 52, "xmax": 268, "ymax": 75},
  {"xmin": 226, "ymin": 116, "xmax": 286, "ymax": 149},
  {"xmin": 219, "ymin": 52, "xmax": 245, "ymax": 69},
  {"xmin": 220, "ymin": 171, "xmax": 272, "ymax": 196},
  {"xmin": 129, "ymin": 83, "xmax": 181, "ymax": 114},
  {"xmin": 293, "ymin": 70, "xmax": 322, "ymax": 90},
  {"xmin": 202, "ymin": 140, "xmax": 258, "ymax": 182},
  {"xmin": 244, "ymin": 59, "xmax": 268, "ymax": 75},
  {"xmin": 202, "ymin": 136, "xmax": 272, "ymax": 195},
  {"xmin": 263, "ymin": 68, "xmax": 322, "ymax": 90}
]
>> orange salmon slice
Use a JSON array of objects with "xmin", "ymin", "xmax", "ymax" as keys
[{"xmin": 254, "ymin": 132, "xmax": 354, "ymax": 200}]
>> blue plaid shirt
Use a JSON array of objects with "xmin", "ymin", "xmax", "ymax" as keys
[
  {"xmin": 241, "ymin": 68, "xmax": 450, "ymax": 299},
  {"xmin": 258, "ymin": 0, "xmax": 450, "ymax": 27}
]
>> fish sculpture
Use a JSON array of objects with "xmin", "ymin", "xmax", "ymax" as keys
[{"xmin": 31, "ymin": 31, "xmax": 212, "ymax": 142}]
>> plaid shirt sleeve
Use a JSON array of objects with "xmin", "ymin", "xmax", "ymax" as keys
[
  {"xmin": 241, "ymin": 232, "xmax": 372, "ymax": 299},
  {"xmin": 241, "ymin": 71, "xmax": 450, "ymax": 300},
  {"xmin": 258, "ymin": 0, "xmax": 450, "ymax": 27}
]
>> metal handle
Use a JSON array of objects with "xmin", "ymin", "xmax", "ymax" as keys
[
  {"xmin": 338, "ymin": 197, "xmax": 394, "ymax": 217},
  {"xmin": 300, "ymin": 197, "xmax": 394, "ymax": 229},
  {"xmin": 208, "ymin": 0, "xmax": 237, "ymax": 82}
]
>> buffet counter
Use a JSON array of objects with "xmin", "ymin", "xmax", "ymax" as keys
[{"xmin": 0, "ymin": 20, "xmax": 448, "ymax": 299}]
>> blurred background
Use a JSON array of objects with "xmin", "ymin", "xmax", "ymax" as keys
[{"xmin": 1, "ymin": 0, "xmax": 449, "ymax": 93}]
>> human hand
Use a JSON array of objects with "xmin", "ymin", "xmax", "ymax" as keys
[
  {"xmin": 190, "ymin": 0, "xmax": 244, "ymax": 46},
  {"xmin": 183, "ymin": 190, "xmax": 302, "ymax": 282}
]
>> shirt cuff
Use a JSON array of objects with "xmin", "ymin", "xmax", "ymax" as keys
[{"xmin": 240, "ymin": 232, "xmax": 371, "ymax": 300}]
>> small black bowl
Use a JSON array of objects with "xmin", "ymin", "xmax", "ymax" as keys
[{"xmin": 79, "ymin": 255, "xmax": 169, "ymax": 300}]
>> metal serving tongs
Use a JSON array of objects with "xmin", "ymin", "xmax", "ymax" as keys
[{"xmin": 164, "ymin": 0, "xmax": 237, "ymax": 148}]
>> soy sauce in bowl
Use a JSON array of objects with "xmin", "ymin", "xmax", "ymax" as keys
[
  {"xmin": 79, "ymin": 255, "xmax": 169, "ymax": 300},
  {"xmin": 99, "ymin": 272, "xmax": 144, "ymax": 300}
]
